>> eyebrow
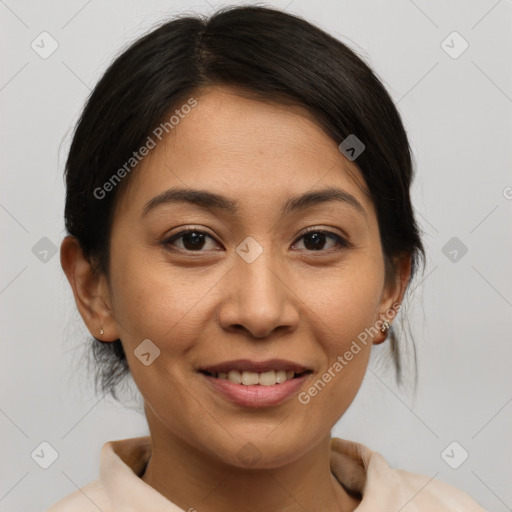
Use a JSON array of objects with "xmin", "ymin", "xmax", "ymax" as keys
[{"xmin": 141, "ymin": 186, "xmax": 367, "ymax": 219}]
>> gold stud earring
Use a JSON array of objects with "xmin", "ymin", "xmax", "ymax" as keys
[{"xmin": 380, "ymin": 319, "xmax": 390, "ymax": 333}]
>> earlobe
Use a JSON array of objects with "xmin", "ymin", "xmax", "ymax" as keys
[
  {"xmin": 371, "ymin": 313, "xmax": 393, "ymax": 346},
  {"xmin": 60, "ymin": 235, "xmax": 119, "ymax": 341},
  {"xmin": 373, "ymin": 253, "xmax": 412, "ymax": 345}
]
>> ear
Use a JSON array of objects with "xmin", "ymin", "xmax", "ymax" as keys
[
  {"xmin": 372, "ymin": 253, "xmax": 412, "ymax": 345},
  {"xmin": 60, "ymin": 235, "xmax": 119, "ymax": 342}
]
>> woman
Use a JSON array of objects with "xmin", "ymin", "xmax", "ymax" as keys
[{"xmin": 48, "ymin": 5, "xmax": 486, "ymax": 511}]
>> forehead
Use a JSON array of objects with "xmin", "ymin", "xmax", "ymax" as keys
[{"xmin": 117, "ymin": 86, "xmax": 373, "ymax": 219}]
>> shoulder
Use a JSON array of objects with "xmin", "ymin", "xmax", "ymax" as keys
[
  {"xmin": 379, "ymin": 461, "xmax": 488, "ymax": 511},
  {"xmin": 45, "ymin": 479, "xmax": 112, "ymax": 512},
  {"xmin": 396, "ymin": 469, "xmax": 488, "ymax": 511},
  {"xmin": 45, "ymin": 436, "xmax": 153, "ymax": 511},
  {"xmin": 330, "ymin": 437, "xmax": 487, "ymax": 511}
]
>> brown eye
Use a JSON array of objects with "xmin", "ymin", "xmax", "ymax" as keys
[
  {"xmin": 293, "ymin": 230, "xmax": 348, "ymax": 251},
  {"xmin": 163, "ymin": 230, "xmax": 220, "ymax": 251},
  {"xmin": 162, "ymin": 228, "xmax": 349, "ymax": 253}
]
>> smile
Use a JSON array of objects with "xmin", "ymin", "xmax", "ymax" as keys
[{"xmin": 199, "ymin": 370, "xmax": 313, "ymax": 408}]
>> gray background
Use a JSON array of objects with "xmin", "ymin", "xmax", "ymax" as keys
[{"xmin": 1, "ymin": 0, "xmax": 511, "ymax": 510}]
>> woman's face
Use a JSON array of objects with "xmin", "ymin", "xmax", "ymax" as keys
[{"xmin": 98, "ymin": 86, "xmax": 406, "ymax": 467}]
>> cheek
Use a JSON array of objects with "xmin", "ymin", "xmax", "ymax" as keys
[
  {"xmin": 108, "ymin": 245, "xmax": 223, "ymax": 352},
  {"xmin": 297, "ymin": 255, "xmax": 383, "ymax": 411},
  {"xmin": 307, "ymin": 252, "xmax": 385, "ymax": 338},
  {"xmin": 109, "ymin": 237, "xmax": 384, "ymax": 353}
]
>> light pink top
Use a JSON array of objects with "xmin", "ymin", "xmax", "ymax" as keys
[{"xmin": 46, "ymin": 436, "xmax": 487, "ymax": 511}]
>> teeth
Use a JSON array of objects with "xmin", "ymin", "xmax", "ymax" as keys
[{"xmin": 212, "ymin": 369, "xmax": 300, "ymax": 385}]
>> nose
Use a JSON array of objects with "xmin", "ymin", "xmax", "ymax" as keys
[{"xmin": 217, "ymin": 244, "xmax": 300, "ymax": 339}]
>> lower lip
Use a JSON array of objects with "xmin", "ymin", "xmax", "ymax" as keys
[{"xmin": 199, "ymin": 372, "xmax": 311, "ymax": 408}]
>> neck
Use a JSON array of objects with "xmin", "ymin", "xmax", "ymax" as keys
[{"xmin": 140, "ymin": 423, "xmax": 360, "ymax": 512}]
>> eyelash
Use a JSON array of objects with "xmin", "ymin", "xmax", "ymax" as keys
[{"xmin": 161, "ymin": 227, "xmax": 350, "ymax": 253}]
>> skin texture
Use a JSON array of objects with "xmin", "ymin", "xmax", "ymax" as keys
[{"xmin": 61, "ymin": 86, "xmax": 411, "ymax": 511}]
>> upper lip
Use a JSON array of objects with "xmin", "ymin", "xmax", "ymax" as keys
[{"xmin": 198, "ymin": 359, "xmax": 312, "ymax": 374}]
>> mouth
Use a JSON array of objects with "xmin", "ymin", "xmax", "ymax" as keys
[
  {"xmin": 197, "ymin": 358, "xmax": 314, "ymax": 387},
  {"xmin": 198, "ymin": 368, "xmax": 313, "ymax": 386},
  {"xmin": 199, "ymin": 369, "xmax": 313, "ymax": 407}
]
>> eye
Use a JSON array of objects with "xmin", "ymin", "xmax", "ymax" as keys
[
  {"xmin": 292, "ymin": 229, "xmax": 349, "ymax": 251},
  {"xmin": 162, "ymin": 229, "xmax": 220, "ymax": 252},
  {"xmin": 161, "ymin": 227, "xmax": 349, "ymax": 253}
]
